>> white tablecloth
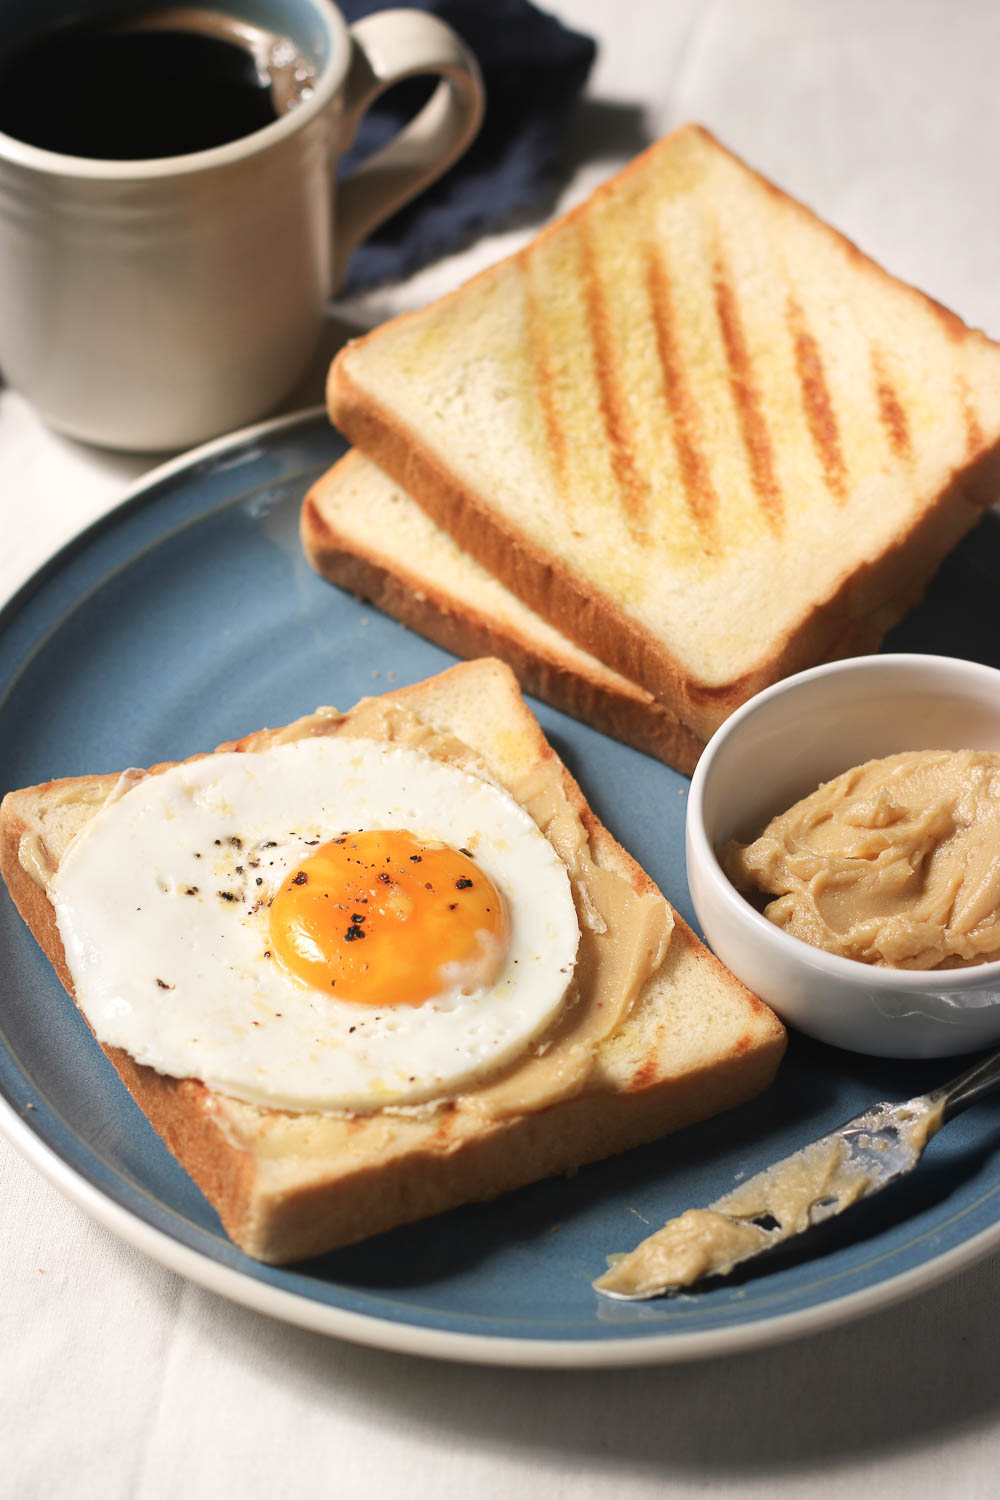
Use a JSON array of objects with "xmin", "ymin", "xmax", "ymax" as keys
[{"xmin": 4, "ymin": 3, "xmax": 1000, "ymax": 1495}]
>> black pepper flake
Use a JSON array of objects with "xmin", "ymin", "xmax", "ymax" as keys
[
  {"xmin": 448, "ymin": 903, "xmax": 457, "ymax": 911},
  {"xmin": 235, "ymin": 865, "xmax": 244, "ymax": 875},
  {"xmin": 218, "ymin": 891, "xmax": 237, "ymax": 902},
  {"xmin": 350, "ymin": 913, "xmax": 366, "ymax": 923},
  {"xmin": 344, "ymin": 922, "xmax": 366, "ymax": 942},
  {"xmin": 377, "ymin": 872, "xmax": 391, "ymax": 884},
  {"xmin": 263, "ymin": 951, "xmax": 271, "ymax": 958},
  {"xmin": 193, "ymin": 852, "xmax": 202, "ymax": 860},
  {"xmin": 185, "ymin": 887, "xmax": 199, "ymax": 896},
  {"xmin": 455, "ymin": 877, "xmax": 474, "ymax": 889},
  {"xmin": 256, "ymin": 877, "xmax": 263, "ymax": 886},
  {"xmin": 409, "ymin": 854, "xmax": 422, "ymax": 863},
  {"xmin": 230, "ymin": 837, "xmax": 242, "ymax": 849},
  {"xmin": 459, "ymin": 848, "xmax": 472, "ymax": 857},
  {"xmin": 349, "ymin": 1025, "xmax": 356, "ymax": 1034},
  {"xmin": 214, "ymin": 839, "xmax": 221, "ymax": 846},
  {"xmin": 291, "ymin": 871, "xmax": 308, "ymax": 886},
  {"xmin": 155, "ymin": 978, "xmax": 174, "ymax": 990},
  {"xmin": 263, "ymin": 840, "xmax": 277, "ymax": 849}
]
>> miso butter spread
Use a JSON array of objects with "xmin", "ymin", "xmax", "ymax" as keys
[
  {"xmin": 23, "ymin": 697, "xmax": 672, "ymax": 1148},
  {"xmin": 725, "ymin": 750, "xmax": 1000, "ymax": 970}
]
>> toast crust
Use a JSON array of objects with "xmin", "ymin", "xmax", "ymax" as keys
[
  {"xmin": 328, "ymin": 124, "xmax": 1000, "ymax": 740},
  {"xmin": 300, "ymin": 454, "xmax": 705, "ymax": 774},
  {"xmin": 0, "ymin": 660, "xmax": 784, "ymax": 1262}
]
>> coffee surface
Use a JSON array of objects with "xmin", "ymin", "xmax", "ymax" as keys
[{"xmin": 0, "ymin": 10, "xmax": 313, "ymax": 159}]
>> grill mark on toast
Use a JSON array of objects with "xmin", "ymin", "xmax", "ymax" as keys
[
  {"xmin": 958, "ymin": 375, "xmax": 985, "ymax": 457},
  {"xmin": 712, "ymin": 251, "xmax": 784, "ymax": 530},
  {"xmin": 578, "ymin": 220, "xmax": 650, "ymax": 533},
  {"xmin": 788, "ymin": 297, "xmax": 847, "ymax": 502},
  {"xmin": 926, "ymin": 301, "xmax": 984, "ymax": 458},
  {"xmin": 626, "ymin": 1054, "xmax": 660, "ymax": 1092},
  {"xmin": 522, "ymin": 257, "xmax": 571, "ymax": 496},
  {"xmin": 871, "ymin": 347, "xmax": 911, "ymax": 460},
  {"xmin": 644, "ymin": 243, "xmax": 719, "ymax": 544}
]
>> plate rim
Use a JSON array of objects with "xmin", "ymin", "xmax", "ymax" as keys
[
  {"xmin": 0, "ymin": 403, "xmax": 328, "ymax": 640},
  {"xmin": 3, "ymin": 406, "xmax": 1000, "ymax": 1368},
  {"xmin": 6, "ymin": 1088, "xmax": 1000, "ymax": 1368}
]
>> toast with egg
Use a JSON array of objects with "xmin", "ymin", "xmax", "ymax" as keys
[
  {"xmin": 0, "ymin": 659, "xmax": 784, "ymax": 1264},
  {"xmin": 327, "ymin": 124, "xmax": 1000, "ymax": 743},
  {"xmin": 301, "ymin": 448, "xmax": 705, "ymax": 774}
]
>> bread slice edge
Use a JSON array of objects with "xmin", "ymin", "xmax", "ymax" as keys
[{"xmin": 300, "ymin": 451, "xmax": 706, "ymax": 774}]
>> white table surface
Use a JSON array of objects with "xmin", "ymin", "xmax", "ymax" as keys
[{"xmin": 4, "ymin": 2, "xmax": 1000, "ymax": 1495}]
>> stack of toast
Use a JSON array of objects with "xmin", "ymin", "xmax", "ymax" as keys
[{"xmin": 305, "ymin": 124, "xmax": 1000, "ymax": 768}]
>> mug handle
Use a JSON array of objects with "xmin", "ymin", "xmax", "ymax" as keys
[{"xmin": 333, "ymin": 10, "xmax": 485, "ymax": 291}]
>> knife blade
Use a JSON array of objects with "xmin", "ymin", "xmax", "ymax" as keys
[{"xmin": 593, "ymin": 1045, "xmax": 1000, "ymax": 1301}]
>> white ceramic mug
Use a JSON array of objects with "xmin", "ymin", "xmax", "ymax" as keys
[{"xmin": 0, "ymin": 0, "xmax": 484, "ymax": 451}]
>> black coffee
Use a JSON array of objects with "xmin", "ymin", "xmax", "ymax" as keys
[{"xmin": 0, "ymin": 9, "xmax": 314, "ymax": 159}]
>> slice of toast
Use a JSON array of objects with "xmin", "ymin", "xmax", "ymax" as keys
[
  {"xmin": 0, "ymin": 659, "xmax": 784, "ymax": 1264},
  {"xmin": 301, "ymin": 450, "xmax": 936, "ymax": 773},
  {"xmin": 328, "ymin": 124, "xmax": 1000, "ymax": 741},
  {"xmin": 301, "ymin": 449, "xmax": 705, "ymax": 774}
]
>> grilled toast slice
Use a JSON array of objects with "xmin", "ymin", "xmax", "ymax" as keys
[
  {"xmin": 0, "ymin": 659, "xmax": 784, "ymax": 1264},
  {"xmin": 301, "ymin": 449, "xmax": 705, "ymax": 773},
  {"xmin": 328, "ymin": 124, "xmax": 1000, "ymax": 741}
]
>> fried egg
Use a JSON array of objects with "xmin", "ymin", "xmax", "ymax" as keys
[{"xmin": 51, "ymin": 736, "xmax": 580, "ymax": 1113}]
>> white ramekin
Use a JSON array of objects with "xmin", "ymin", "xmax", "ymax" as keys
[{"xmin": 686, "ymin": 654, "xmax": 1000, "ymax": 1058}]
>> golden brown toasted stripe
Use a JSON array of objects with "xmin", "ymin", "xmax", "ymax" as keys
[
  {"xmin": 712, "ymin": 246, "xmax": 784, "ymax": 531},
  {"xmin": 579, "ymin": 218, "xmax": 650, "ymax": 535},
  {"xmin": 959, "ymin": 374, "xmax": 985, "ymax": 458},
  {"xmin": 645, "ymin": 241, "xmax": 720, "ymax": 544},
  {"xmin": 871, "ymin": 347, "xmax": 912, "ymax": 461},
  {"xmin": 788, "ymin": 295, "xmax": 847, "ymax": 503},
  {"xmin": 523, "ymin": 257, "xmax": 571, "ymax": 500}
]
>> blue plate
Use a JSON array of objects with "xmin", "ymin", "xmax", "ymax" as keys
[{"xmin": 2, "ymin": 408, "xmax": 1000, "ymax": 1368}]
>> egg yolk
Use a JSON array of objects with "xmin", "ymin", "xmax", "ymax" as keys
[{"xmin": 268, "ymin": 830, "xmax": 508, "ymax": 1005}]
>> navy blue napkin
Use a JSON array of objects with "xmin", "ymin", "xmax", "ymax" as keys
[{"xmin": 337, "ymin": 0, "xmax": 597, "ymax": 293}]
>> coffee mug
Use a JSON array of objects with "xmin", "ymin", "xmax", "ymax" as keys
[{"xmin": 0, "ymin": 0, "xmax": 484, "ymax": 451}]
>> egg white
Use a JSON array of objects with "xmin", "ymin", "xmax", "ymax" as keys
[{"xmin": 51, "ymin": 736, "xmax": 580, "ymax": 1113}]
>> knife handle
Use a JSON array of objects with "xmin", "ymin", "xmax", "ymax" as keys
[{"xmin": 931, "ymin": 1047, "xmax": 1000, "ymax": 1124}]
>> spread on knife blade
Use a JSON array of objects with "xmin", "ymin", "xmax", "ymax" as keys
[{"xmin": 594, "ymin": 1095, "xmax": 945, "ymax": 1298}]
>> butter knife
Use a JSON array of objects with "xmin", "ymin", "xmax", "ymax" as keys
[{"xmin": 594, "ymin": 1047, "xmax": 1000, "ymax": 1301}]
